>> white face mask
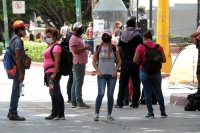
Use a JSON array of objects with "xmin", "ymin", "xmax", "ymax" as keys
[
  {"xmin": 46, "ymin": 37, "xmax": 54, "ymax": 44},
  {"xmin": 20, "ymin": 30, "xmax": 26, "ymax": 37}
]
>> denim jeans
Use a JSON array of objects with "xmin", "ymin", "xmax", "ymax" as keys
[
  {"xmin": 67, "ymin": 71, "xmax": 73, "ymax": 101},
  {"xmin": 139, "ymin": 69, "xmax": 165, "ymax": 114},
  {"xmin": 87, "ymin": 39, "xmax": 94, "ymax": 54},
  {"xmin": 95, "ymin": 75, "xmax": 117, "ymax": 115},
  {"xmin": 117, "ymin": 63, "xmax": 141, "ymax": 107},
  {"xmin": 71, "ymin": 64, "xmax": 85, "ymax": 105},
  {"xmin": 9, "ymin": 78, "xmax": 21, "ymax": 115},
  {"xmin": 46, "ymin": 72, "xmax": 65, "ymax": 117}
]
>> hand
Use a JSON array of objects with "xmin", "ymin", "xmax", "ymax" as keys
[
  {"xmin": 112, "ymin": 71, "xmax": 117, "ymax": 77},
  {"xmin": 49, "ymin": 74, "xmax": 56, "ymax": 81},
  {"xmin": 85, "ymin": 45, "xmax": 90, "ymax": 50},
  {"xmin": 97, "ymin": 71, "xmax": 102, "ymax": 77},
  {"xmin": 18, "ymin": 73, "xmax": 24, "ymax": 82}
]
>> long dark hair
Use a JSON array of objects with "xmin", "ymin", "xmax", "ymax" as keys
[{"xmin": 143, "ymin": 31, "xmax": 153, "ymax": 40}]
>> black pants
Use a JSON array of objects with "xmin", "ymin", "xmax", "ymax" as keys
[
  {"xmin": 46, "ymin": 72, "xmax": 65, "ymax": 117},
  {"xmin": 117, "ymin": 63, "xmax": 141, "ymax": 107},
  {"xmin": 67, "ymin": 71, "xmax": 73, "ymax": 101}
]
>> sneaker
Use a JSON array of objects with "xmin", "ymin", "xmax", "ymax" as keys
[
  {"xmin": 161, "ymin": 113, "xmax": 168, "ymax": 118},
  {"xmin": 59, "ymin": 116, "xmax": 65, "ymax": 120},
  {"xmin": 146, "ymin": 113, "xmax": 155, "ymax": 119},
  {"xmin": 77, "ymin": 103, "xmax": 91, "ymax": 109},
  {"xmin": 67, "ymin": 100, "xmax": 72, "ymax": 103},
  {"xmin": 9, "ymin": 114, "xmax": 26, "ymax": 121},
  {"xmin": 114, "ymin": 104, "xmax": 122, "ymax": 108},
  {"xmin": 71, "ymin": 102, "xmax": 77, "ymax": 108},
  {"xmin": 45, "ymin": 115, "xmax": 59, "ymax": 120},
  {"xmin": 94, "ymin": 114, "xmax": 99, "ymax": 121},
  {"xmin": 107, "ymin": 114, "xmax": 114, "ymax": 121},
  {"xmin": 130, "ymin": 104, "xmax": 138, "ymax": 108},
  {"xmin": 7, "ymin": 112, "xmax": 10, "ymax": 118},
  {"xmin": 123, "ymin": 101, "xmax": 129, "ymax": 106}
]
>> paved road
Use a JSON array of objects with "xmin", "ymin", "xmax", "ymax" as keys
[{"xmin": 0, "ymin": 60, "xmax": 200, "ymax": 133}]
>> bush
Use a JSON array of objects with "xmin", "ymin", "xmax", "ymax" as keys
[
  {"xmin": 0, "ymin": 43, "xmax": 3, "ymax": 55},
  {"xmin": 24, "ymin": 42, "xmax": 47, "ymax": 62}
]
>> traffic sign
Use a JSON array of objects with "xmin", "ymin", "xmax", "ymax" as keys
[{"xmin": 12, "ymin": 1, "xmax": 25, "ymax": 14}]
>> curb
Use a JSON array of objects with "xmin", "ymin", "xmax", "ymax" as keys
[{"xmin": 170, "ymin": 93, "xmax": 189, "ymax": 106}]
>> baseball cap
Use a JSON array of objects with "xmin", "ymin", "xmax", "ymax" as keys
[
  {"xmin": 13, "ymin": 20, "xmax": 29, "ymax": 29},
  {"xmin": 73, "ymin": 22, "xmax": 83, "ymax": 29},
  {"xmin": 102, "ymin": 29, "xmax": 112, "ymax": 37}
]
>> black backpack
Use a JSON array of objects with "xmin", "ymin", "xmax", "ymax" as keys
[
  {"xmin": 60, "ymin": 32, "xmax": 73, "ymax": 51},
  {"xmin": 142, "ymin": 43, "xmax": 162, "ymax": 73},
  {"xmin": 184, "ymin": 93, "xmax": 200, "ymax": 111}
]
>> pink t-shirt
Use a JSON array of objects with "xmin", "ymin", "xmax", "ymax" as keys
[
  {"xmin": 136, "ymin": 42, "xmax": 163, "ymax": 69},
  {"xmin": 43, "ymin": 42, "xmax": 62, "ymax": 73},
  {"xmin": 69, "ymin": 35, "xmax": 88, "ymax": 64}
]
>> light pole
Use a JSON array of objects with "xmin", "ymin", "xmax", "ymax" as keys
[
  {"xmin": 197, "ymin": 0, "xmax": 200, "ymax": 28},
  {"xmin": 75, "ymin": 0, "xmax": 82, "ymax": 23},
  {"xmin": 149, "ymin": 0, "xmax": 152, "ymax": 28},
  {"xmin": 2, "ymin": 0, "xmax": 9, "ymax": 49}
]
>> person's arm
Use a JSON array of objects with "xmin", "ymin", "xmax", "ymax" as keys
[
  {"xmin": 70, "ymin": 45, "xmax": 90, "ymax": 54},
  {"xmin": 15, "ymin": 50, "xmax": 24, "ymax": 81},
  {"xmin": 112, "ymin": 50, "xmax": 122, "ymax": 77},
  {"xmin": 117, "ymin": 38, "xmax": 123, "ymax": 56},
  {"xmin": 60, "ymin": 27, "xmax": 63, "ymax": 35},
  {"xmin": 92, "ymin": 52, "xmax": 102, "ymax": 77},
  {"xmin": 133, "ymin": 51, "xmax": 140, "ymax": 64},
  {"xmin": 161, "ymin": 51, "xmax": 166, "ymax": 63},
  {"xmin": 49, "ymin": 52, "xmax": 61, "ymax": 80},
  {"xmin": 86, "ymin": 28, "xmax": 89, "ymax": 37},
  {"xmin": 190, "ymin": 31, "xmax": 200, "ymax": 44}
]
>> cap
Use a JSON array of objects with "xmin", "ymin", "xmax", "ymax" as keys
[
  {"xmin": 102, "ymin": 29, "xmax": 112, "ymax": 36},
  {"xmin": 73, "ymin": 22, "xmax": 83, "ymax": 29},
  {"xmin": 13, "ymin": 20, "xmax": 29, "ymax": 29}
]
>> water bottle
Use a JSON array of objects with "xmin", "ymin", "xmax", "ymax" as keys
[
  {"xmin": 49, "ymin": 80, "xmax": 54, "ymax": 89},
  {"xmin": 19, "ymin": 82, "xmax": 24, "ymax": 96}
]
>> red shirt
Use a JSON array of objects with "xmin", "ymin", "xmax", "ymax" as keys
[{"xmin": 136, "ymin": 41, "xmax": 163, "ymax": 69}]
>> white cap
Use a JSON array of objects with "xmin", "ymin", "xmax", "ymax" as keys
[{"xmin": 73, "ymin": 22, "xmax": 83, "ymax": 29}]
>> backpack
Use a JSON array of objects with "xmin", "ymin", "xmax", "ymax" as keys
[
  {"xmin": 96, "ymin": 44, "xmax": 117, "ymax": 64},
  {"xmin": 141, "ymin": 43, "xmax": 162, "ymax": 73},
  {"xmin": 45, "ymin": 44, "xmax": 73, "ymax": 76},
  {"xmin": 60, "ymin": 32, "xmax": 72, "ymax": 51},
  {"xmin": 3, "ymin": 37, "xmax": 19, "ymax": 79},
  {"xmin": 184, "ymin": 93, "xmax": 200, "ymax": 111}
]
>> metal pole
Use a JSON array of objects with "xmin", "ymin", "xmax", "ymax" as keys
[
  {"xmin": 149, "ymin": 0, "xmax": 152, "ymax": 28},
  {"xmin": 197, "ymin": 0, "xmax": 200, "ymax": 28},
  {"xmin": 136, "ymin": 0, "xmax": 139, "ymax": 25},
  {"xmin": 75, "ymin": 0, "xmax": 82, "ymax": 23},
  {"xmin": 2, "ymin": 0, "xmax": 9, "ymax": 49}
]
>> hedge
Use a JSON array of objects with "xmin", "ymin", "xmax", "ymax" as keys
[{"xmin": 24, "ymin": 41, "xmax": 47, "ymax": 62}]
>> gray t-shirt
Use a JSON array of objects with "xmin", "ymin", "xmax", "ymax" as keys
[
  {"xmin": 97, "ymin": 46, "xmax": 116, "ymax": 75},
  {"xmin": 10, "ymin": 35, "xmax": 25, "ymax": 62}
]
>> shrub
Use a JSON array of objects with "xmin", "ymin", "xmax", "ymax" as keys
[
  {"xmin": 0, "ymin": 43, "xmax": 3, "ymax": 55},
  {"xmin": 24, "ymin": 42, "xmax": 47, "ymax": 62}
]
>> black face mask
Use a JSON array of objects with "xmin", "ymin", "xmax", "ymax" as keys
[
  {"xmin": 76, "ymin": 28, "xmax": 83, "ymax": 35},
  {"xmin": 102, "ymin": 37, "xmax": 111, "ymax": 43}
]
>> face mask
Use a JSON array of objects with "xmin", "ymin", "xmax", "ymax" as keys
[
  {"xmin": 20, "ymin": 30, "xmax": 26, "ymax": 37},
  {"xmin": 102, "ymin": 37, "xmax": 111, "ymax": 43},
  {"xmin": 46, "ymin": 38, "xmax": 54, "ymax": 44},
  {"xmin": 76, "ymin": 28, "xmax": 83, "ymax": 35}
]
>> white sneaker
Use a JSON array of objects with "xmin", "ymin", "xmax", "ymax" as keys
[
  {"xmin": 107, "ymin": 114, "xmax": 114, "ymax": 121},
  {"xmin": 94, "ymin": 114, "xmax": 99, "ymax": 121}
]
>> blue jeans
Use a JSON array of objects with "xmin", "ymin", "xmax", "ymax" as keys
[
  {"xmin": 87, "ymin": 39, "xmax": 94, "ymax": 54},
  {"xmin": 9, "ymin": 78, "xmax": 21, "ymax": 115},
  {"xmin": 95, "ymin": 75, "xmax": 117, "ymax": 115},
  {"xmin": 67, "ymin": 71, "xmax": 73, "ymax": 101},
  {"xmin": 139, "ymin": 69, "xmax": 165, "ymax": 114},
  {"xmin": 71, "ymin": 64, "xmax": 85, "ymax": 105}
]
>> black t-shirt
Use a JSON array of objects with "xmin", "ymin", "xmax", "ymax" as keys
[
  {"xmin": 118, "ymin": 34, "xmax": 143, "ymax": 64},
  {"xmin": 115, "ymin": 28, "xmax": 122, "ymax": 37},
  {"xmin": 29, "ymin": 34, "xmax": 34, "ymax": 41}
]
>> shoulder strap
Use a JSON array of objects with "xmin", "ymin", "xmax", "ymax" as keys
[
  {"xmin": 141, "ymin": 43, "xmax": 150, "ymax": 50},
  {"xmin": 154, "ymin": 44, "xmax": 160, "ymax": 50},
  {"xmin": 96, "ymin": 44, "xmax": 103, "ymax": 61}
]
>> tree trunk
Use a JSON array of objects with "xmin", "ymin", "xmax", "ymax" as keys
[{"xmin": 48, "ymin": 5, "xmax": 63, "ymax": 28}]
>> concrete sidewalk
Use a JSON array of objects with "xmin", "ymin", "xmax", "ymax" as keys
[{"xmin": 0, "ymin": 62, "xmax": 199, "ymax": 133}]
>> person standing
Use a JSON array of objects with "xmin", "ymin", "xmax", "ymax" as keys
[
  {"xmin": 92, "ymin": 30, "xmax": 122, "ymax": 121},
  {"xmin": 86, "ymin": 22, "xmax": 94, "ymax": 55},
  {"xmin": 133, "ymin": 31, "xmax": 167, "ymax": 118},
  {"xmin": 43, "ymin": 27, "xmax": 65, "ymax": 120},
  {"xmin": 69, "ymin": 22, "xmax": 91, "ymax": 109},
  {"xmin": 29, "ymin": 30, "xmax": 34, "ymax": 41},
  {"xmin": 60, "ymin": 22, "xmax": 70, "ymax": 39},
  {"xmin": 114, "ymin": 18, "xmax": 143, "ymax": 108},
  {"xmin": 7, "ymin": 20, "xmax": 29, "ymax": 121}
]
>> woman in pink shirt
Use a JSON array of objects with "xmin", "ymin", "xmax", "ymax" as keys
[
  {"xmin": 133, "ymin": 31, "xmax": 167, "ymax": 119},
  {"xmin": 43, "ymin": 27, "xmax": 65, "ymax": 120}
]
